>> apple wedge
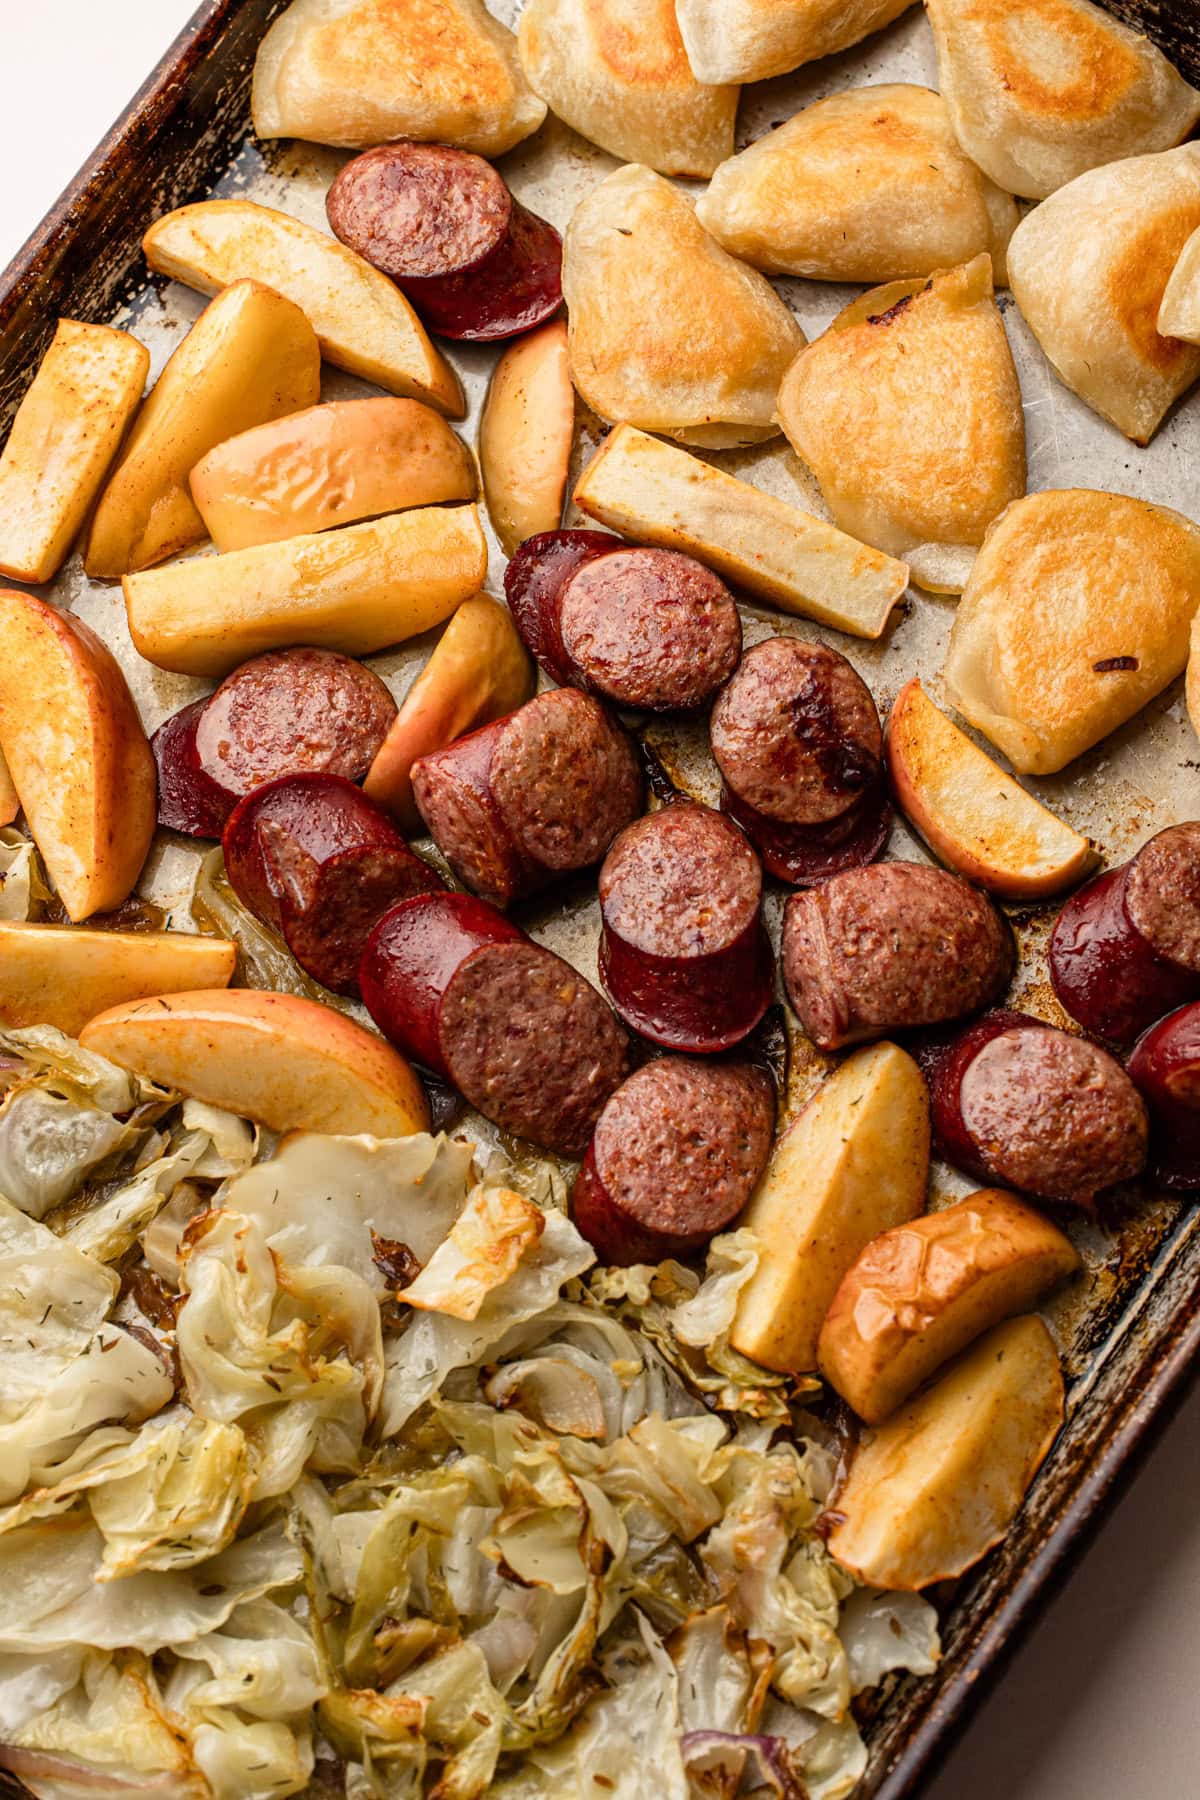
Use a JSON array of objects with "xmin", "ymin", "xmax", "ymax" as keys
[
  {"xmin": 478, "ymin": 319, "xmax": 574, "ymax": 555},
  {"xmin": 142, "ymin": 200, "xmax": 465, "ymax": 417},
  {"xmin": 818, "ymin": 1189, "xmax": 1080, "ymax": 1424},
  {"xmin": 80, "ymin": 989, "xmax": 429, "ymax": 1138},
  {"xmin": 827, "ymin": 1314, "xmax": 1064, "ymax": 1589},
  {"xmin": 0, "ymin": 751, "xmax": 18, "ymax": 829},
  {"xmin": 0, "ymin": 320, "xmax": 149, "ymax": 585},
  {"xmin": 0, "ymin": 922, "xmax": 236, "ymax": 1037},
  {"xmin": 363, "ymin": 595, "xmax": 534, "ymax": 829},
  {"xmin": 886, "ymin": 679, "xmax": 1097, "ymax": 898},
  {"xmin": 573, "ymin": 424, "xmax": 910, "ymax": 639},
  {"xmin": 123, "ymin": 505, "xmax": 486, "ymax": 677},
  {"xmin": 730, "ymin": 1042, "xmax": 930, "ymax": 1374},
  {"xmin": 190, "ymin": 397, "xmax": 476, "ymax": 551},
  {"xmin": 0, "ymin": 591, "xmax": 156, "ymax": 921},
  {"xmin": 84, "ymin": 280, "xmax": 321, "ymax": 578}
]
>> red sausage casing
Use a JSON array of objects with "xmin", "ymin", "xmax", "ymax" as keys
[
  {"xmin": 598, "ymin": 801, "xmax": 774, "ymax": 1054},
  {"xmin": 571, "ymin": 1057, "xmax": 775, "ymax": 1266},
  {"xmin": 1129, "ymin": 1002, "xmax": 1200, "ymax": 1191},
  {"xmin": 362, "ymin": 892, "xmax": 630, "ymax": 1154},
  {"xmin": 152, "ymin": 698, "xmax": 239, "ymax": 838},
  {"xmin": 1050, "ymin": 823, "xmax": 1200, "ymax": 1043},
  {"xmin": 923, "ymin": 1008, "xmax": 1148, "ymax": 1205},
  {"xmin": 504, "ymin": 531, "xmax": 741, "ymax": 711},
  {"xmin": 223, "ymin": 773, "xmax": 442, "ymax": 995},
  {"xmin": 783, "ymin": 861, "xmax": 1013, "ymax": 1050},
  {"xmin": 326, "ymin": 143, "xmax": 562, "ymax": 341},
  {"xmin": 411, "ymin": 687, "xmax": 642, "ymax": 909}
]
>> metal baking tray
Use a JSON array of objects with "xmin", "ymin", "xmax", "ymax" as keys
[{"xmin": 2, "ymin": 0, "xmax": 1199, "ymax": 1792}]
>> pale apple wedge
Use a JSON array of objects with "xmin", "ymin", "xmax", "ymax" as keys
[
  {"xmin": 363, "ymin": 595, "xmax": 534, "ymax": 829},
  {"xmin": 730, "ymin": 1042, "xmax": 930, "ymax": 1375},
  {"xmin": 886, "ymin": 678, "xmax": 1097, "ymax": 898},
  {"xmin": 142, "ymin": 200, "xmax": 465, "ymax": 417},
  {"xmin": 123, "ymin": 505, "xmax": 486, "ymax": 677},
  {"xmin": 818, "ymin": 1189, "xmax": 1080, "ymax": 1425},
  {"xmin": 0, "ymin": 750, "xmax": 18, "ymax": 829},
  {"xmin": 573, "ymin": 424, "xmax": 909, "ymax": 639},
  {"xmin": 0, "ymin": 319, "xmax": 149, "ymax": 585},
  {"xmin": 0, "ymin": 591, "xmax": 155, "ymax": 922},
  {"xmin": 80, "ymin": 989, "xmax": 429, "ymax": 1138},
  {"xmin": 478, "ymin": 319, "xmax": 574, "ymax": 555},
  {"xmin": 84, "ymin": 280, "xmax": 320, "ymax": 578},
  {"xmin": 0, "ymin": 923, "xmax": 236, "ymax": 1037},
  {"xmin": 827, "ymin": 1314, "xmax": 1064, "ymax": 1590}
]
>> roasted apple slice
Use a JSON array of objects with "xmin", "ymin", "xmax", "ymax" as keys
[
  {"xmin": 477, "ymin": 319, "xmax": 574, "ymax": 555},
  {"xmin": 363, "ymin": 595, "xmax": 534, "ymax": 830},
  {"xmin": 827, "ymin": 1314, "xmax": 1064, "ymax": 1589},
  {"xmin": 80, "ymin": 989, "xmax": 429, "ymax": 1138},
  {"xmin": 0, "ymin": 923, "xmax": 236, "ymax": 1037},
  {"xmin": 730, "ymin": 1042, "xmax": 930, "ymax": 1374},
  {"xmin": 886, "ymin": 679, "xmax": 1097, "ymax": 898},
  {"xmin": 0, "ymin": 319, "xmax": 149, "ymax": 585},
  {"xmin": 142, "ymin": 199, "xmax": 465, "ymax": 416},
  {"xmin": 0, "ymin": 590, "xmax": 156, "ymax": 921},
  {"xmin": 123, "ymin": 505, "xmax": 486, "ymax": 677},
  {"xmin": 818, "ymin": 1189, "xmax": 1080, "ymax": 1424},
  {"xmin": 84, "ymin": 280, "xmax": 320, "ymax": 578}
]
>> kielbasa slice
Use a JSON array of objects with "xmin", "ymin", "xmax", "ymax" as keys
[
  {"xmin": 195, "ymin": 647, "xmax": 397, "ymax": 798},
  {"xmin": 722, "ymin": 776, "xmax": 893, "ymax": 888},
  {"xmin": 361, "ymin": 891, "xmax": 629, "ymax": 1153},
  {"xmin": 327, "ymin": 142, "xmax": 562, "ymax": 341},
  {"xmin": 152, "ymin": 698, "xmax": 238, "ymax": 839},
  {"xmin": 571, "ymin": 1056, "xmax": 775, "ymax": 1266},
  {"xmin": 411, "ymin": 687, "xmax": 642, "ymax": 908},
  {"xmin": 923, "ymin": 1009, "xmax": 1148, "ymax": 1206},
  {"xmin": 508, "ymin": 541, "xmax": 742, "ymax": 710},
  {"xmin": 782, "ymin": 861, "xmax": 1013, "ymax": 1050},
  {"xmin": 223, "ymin": 773, "xmax": 441, "ymax": 995},
  {"xmin": 711, "ymin": 637, "xmax": 882, "ymax": 827},
  {"xmin": 1129, "ymin": 1002, "xmax": 1200, "ymax": 1192},
  {"xmin": 1051, "ymin": 823, "xmax": 1200, "ymax": 1042},
  {"xmin": 598, "ymin": 801, "xmax": 774, "ymax": 1053}
]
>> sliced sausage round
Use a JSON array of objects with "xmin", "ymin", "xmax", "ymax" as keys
[
  {"xmin": 710, "ymin": 637, "xmax": 882, "ymax": 827},
  {"xmin": 571, "ymin": 1057, "xmax": 775, "ymax": 1266},
  {"xmin": 411, "ymin": 688, "xmax": 643, "ymax": 908},
  {"xmin": 782, "ymin": 861, "xmax": 1013, "ymax": 1050},
  {"xmin": 598, "ymin": 801, "xmax": 774, "ymax": 1053},
  {"xmin": 923, "ymin": 1009, "xmax": 1148, "ymax": 1206},
  {"xmin": 361, "ymin": 892, "xmax": 630, "ymax": 1153},
  {"xmin": 1129, "ymin": 1002, "xmax": 1200, "ymax": 1192},
  {"xmin": 223, "ymin": 773, "xmax": 442, "ymax": 995},
  {"xmin": 152, "ymin": 698, "xmax": 238, "ymax": 838},
  {"xmin": 722, "ymin": 775, "xmax": 893, "ymax": 887},
  {"xmin": 504, "ymin": 530, "xmax": 616, "ymax": 680},
  {"xmin": 326, "ymin": 142, "xmax": 562, "ymax": 341},
  {"xmin": 195, "ymin": 648, "xmax": 397, "ymax": 799},
  {"xmin": 1051, "ymin": 823, "xmax": 1200, "ymax": 1042}
]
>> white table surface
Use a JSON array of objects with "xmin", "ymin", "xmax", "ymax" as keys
[{"xmin": 3, "ymin": 5, "xmax": 1200, "ymax": 1796}]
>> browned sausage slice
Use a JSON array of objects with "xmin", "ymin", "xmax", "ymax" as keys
[
  {"xmin": 411, "ymin": 688, "xmax": 642, "ymax": 907},
  {"xmin": 711, "ymin": 636, "xmax": 881, "ymax": 826},
  {"xmin": 571, "ymin": 1057, "xmax": 775, "ymax": 1265},
  {"xmin": 195, "ymin": 647, "xmax": 397, "ymax": 797},
  {"xmin": 783, "ymin": 861, "xmax": 1013, "ymax": 1050},
  {"xmin": 327, "ymin": 143, "xmax": 562, "ymax": 341},
  {"xmin": 599, "ymin": 801, "xmax": 774, "ymax": 1053}
]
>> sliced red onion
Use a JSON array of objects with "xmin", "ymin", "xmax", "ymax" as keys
[{"xmin": 681, "ymin": 1730, "xmax": 808, "ymax": 1798}]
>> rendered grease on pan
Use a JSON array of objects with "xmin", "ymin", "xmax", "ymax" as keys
[{"xmin": 3, "ymin": 0, "xmax": 1200, "ymax": 1795}]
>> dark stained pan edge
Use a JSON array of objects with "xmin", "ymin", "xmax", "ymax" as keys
[{"xmin": 1, "ymin": 3, "xmax": 1199, "ymax": 1798}]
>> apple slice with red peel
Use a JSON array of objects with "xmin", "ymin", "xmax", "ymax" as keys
[
  {"xmin": 886, "ymin": 678, "xmax": 1096, "ymax": 899},
  {"xmin": 0, "ymin": 923, "xmax": 236, "ymax": 1038},
  {"xmin": 0, "ymin": 589, "xmax": 156, "ymax": 920},
  {"xmin": 80, "ymin": 988, "xmax": 429, "ymax": 1138}
]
